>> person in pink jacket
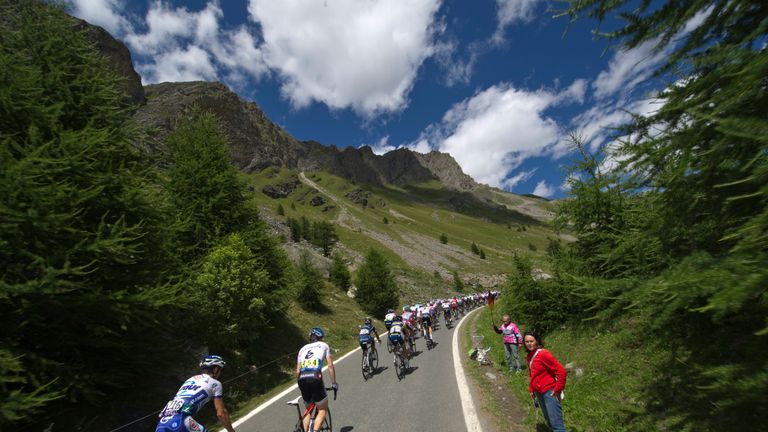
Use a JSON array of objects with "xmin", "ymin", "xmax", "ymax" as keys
[
  {"xmin": 492, "ymin": 314, "xmax": 523, "ymax": 372},
  {"xmin": 524, "ymin": 331, "xmax": 567, "ymax": 432}
]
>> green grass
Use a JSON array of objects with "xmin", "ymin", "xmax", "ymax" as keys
[{"xmin": 472, "ymin": 308, "xmax": 656, "ymax": 432}]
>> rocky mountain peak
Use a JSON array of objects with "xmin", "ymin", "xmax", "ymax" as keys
[{"xmin": 78, "ymin": 15, "xmax": 479, "ymax": 191}]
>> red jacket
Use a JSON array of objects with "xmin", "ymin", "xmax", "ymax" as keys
[{"xmin": 527, "ymin": 348, "xmax": 567, "ymax": 394}]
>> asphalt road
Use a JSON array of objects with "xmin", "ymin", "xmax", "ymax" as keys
[{"xmin": 234, "ymin": 311, "xmax": 478, "ymax": 432}]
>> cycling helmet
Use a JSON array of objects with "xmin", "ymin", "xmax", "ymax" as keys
[
  {"xmin": 387, "ymin": 309, "xmax": 394, "ymax": 314},
  {"xmin": 200, "ymin": 355, "xmax": 226, "ymax": 369},
  {"xmin": 364, "ymin": 317, "xmax": 372, "ymax": 325},
  {"xmin": 309, "ymin": 327, "xmax": 325, "ymax": 340}
]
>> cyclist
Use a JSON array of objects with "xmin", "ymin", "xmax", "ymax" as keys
[
  {"xmin": 384, "ymin": 309, "xmax": 397, "ymax": 330},
  {"xmin": 451, "ymin": 297, "xmax": 459, "ymax": 319},
  {"xmin": 420, "ymin": 304, "xmax": 433, "ymax": 343},
  {"xmin": 297, "ymin": 327, "xmax": 338, "ymax": 432},
  {"xmin": 156, "ymin": 355, "xmax": 236, "ymax": 432},
  {"xmin": 359, "ymin": 317, "xmax": 381, "ymax": 369},
  {"xmin": 442, "ymin": 299, "xmax": 452, "ymax": 324},
  {"xmin": 388, "ymin": 314, "xmax": 411, "ymax": 358}
]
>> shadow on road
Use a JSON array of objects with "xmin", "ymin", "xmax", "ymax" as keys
[
  {"xmin": 340, "ymin": 427, "xmax": 354, "ymax": 432},
  {"xmin": 404, "ymin": 366, "xmax": 419, "ymax": 376}
]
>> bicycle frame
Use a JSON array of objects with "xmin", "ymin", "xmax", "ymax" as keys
[{"xmin": 287, "ymin": 387, "xmax": 337, "ymax": 432}]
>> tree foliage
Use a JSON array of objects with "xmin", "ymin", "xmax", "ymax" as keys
[
  {"xmin": 165, "ymin": 109, "xmax": 249, "ymax": 256},
  {"xmin": 295, "ymin": 251, "xmax": 323, "ymax": 310},
  {"xmin": 0, "ymin": 1, "xmax": 183, "ymax": 427},
  {"xmin": 193, "ymin": 234, "xmax": 269, "ymax": 350},
  {"xmin": 329, "ymin": 252, "xmax": 351, "ymax": 292},
  {"xmin": 543, "ymin": 0, "xmax": 768, "ymax": 428},
  {"xmin": 354, "ymin": 249, "xmax": 399, "ymax": 315}
]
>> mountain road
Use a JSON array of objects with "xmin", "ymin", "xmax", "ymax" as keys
[{"xmin": 230, "ymin": 308, "xmax": 484, "ymax": 432}]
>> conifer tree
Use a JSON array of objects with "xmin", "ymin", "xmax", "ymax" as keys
[
  {"xmin": 165, "ymin": 109, "xmax": 248, "ymax": 256},
  {"xmin": 355, "ymin": 249, "xmax": 399, "ymax": 315},
  {"xmin": 296, "ymin": 251, "xmax": 323, "ymax": 309},
  {"xmin": 329, "ymin": 252, "xmax": 351, "ymax": 291},
  {"xmin": 0, "ymin": 1, "xmax": 181, "ymax": 427}
]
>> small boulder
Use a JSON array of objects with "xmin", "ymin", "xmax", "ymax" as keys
[{"xmin": 310, "ymin": 195, "xmax": 326, "ymax": 206}]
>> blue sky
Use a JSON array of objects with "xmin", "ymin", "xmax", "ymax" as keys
[{"xmin": 68, "ymin": 0, "xmax": 698, "ymax": 198}]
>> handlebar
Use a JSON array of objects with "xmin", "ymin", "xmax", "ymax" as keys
[{"xmin": 325, "ymin": 387, "xmax": 338, "ymax": 400}]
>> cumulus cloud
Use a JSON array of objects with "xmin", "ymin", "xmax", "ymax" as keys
[
  {"xmin": 415, "ymin": 82, "xmax": 587, "ymax": 188},
  {"xmin": 368, "ymin": 136, "xmax": 397, "ymax": 155},
  {"xmin": 248, "ymin": 0, "xmax": 441, "ymax": 116},
  {"xmin": 492, "ymin": 0, "xmax": 541, "ymax": 44},
  {"xmin": 532, "ymin": 180, "xmax": 555, "ymax": 198},
  {"xmin": 69, "ymin": 0, "xmax": 129, "ymax": 35}
]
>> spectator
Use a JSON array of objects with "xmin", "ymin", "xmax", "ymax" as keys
[
  {"xmin": 492, "ymin": 314, "xmax": 523, "ymax": 372},
  {"xmin": 524, "ymin": 331, "xmax": 568, "ymax": 432}
]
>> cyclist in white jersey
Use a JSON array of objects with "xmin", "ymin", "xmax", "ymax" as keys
[
  {"xmin": 297, "ymin": 327, "xmax": 338, "ymax": 432},
  {"xmin": 156, "ymin": 355, "xmax": 236, "ymax": 432}
]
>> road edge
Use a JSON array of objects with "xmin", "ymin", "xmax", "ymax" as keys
[{"xmin": 453, "ymin": 307, "xmax": 484, "ymax": 432}]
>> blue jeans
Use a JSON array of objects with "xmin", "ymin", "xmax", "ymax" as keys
[
  {"xmin": 535, "ymin": 389, "xmax": 567, "ymax": 432},
  {"xmin": 503, "ymin": 343, "xmax": 522, "ymax": 371}
]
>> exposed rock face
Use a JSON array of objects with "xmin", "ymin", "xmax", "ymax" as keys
[
  {"xmin": 309, "ymin": 196, "xmax": 326, "ymax": 206},
  {"xmin": 76, "ymin": 14, "xmax": 481, "ymax": 192},
  {"xmin": 414, "ymin": 151, "xmax": 478, "ymax": 191},
  {"xmin": 74, "ymin": 18, "xmax": 145, "ymax": 106},
  {"xmin": 261, "ymin": 179, "xmax": 300, "ymax": 199},
  {"xmin": 345, "ymin": 189, "xmax": 371, "ymax": 205},
  {"xmin": 134, "ymin": 82, "xmax": 305, "ymax": 171}
]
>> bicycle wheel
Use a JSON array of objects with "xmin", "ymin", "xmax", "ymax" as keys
[
  {"xmin": 369, "ymin": 347, "xmax": 379, "ymax": 371},
  {"xmin": 394, "ymin": 353, "xmax": 403, "ymax": 380},
  {"xmin": 361, "ymin": 349, "xmax": 370, "ymax": 380},
  {"xmin": 386, "ymin": 336, "xmax": 393, "ymax": 353}
]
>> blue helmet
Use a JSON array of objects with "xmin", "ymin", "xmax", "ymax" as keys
[
  {"xmin": 200, "ymin": 355, "xmax": 226, "ymax": 369},
  {"xmin": 309, "ymin": 327, "xmax": 325, "ymax": 340}
]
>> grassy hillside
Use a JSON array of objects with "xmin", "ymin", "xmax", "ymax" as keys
[{"xmin": 246, "ymin": 167, "xmax": 560, "ymax": 301}]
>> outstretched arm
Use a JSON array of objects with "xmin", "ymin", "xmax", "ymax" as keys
[{"xmin": 214, "ymin": 398, "xmax": 236, "ymax": 432}]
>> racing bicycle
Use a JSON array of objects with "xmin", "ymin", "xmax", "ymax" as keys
[
  {"xmin": 287, "ymin": 386, "xmax": 337, "ymax": 432},
  {"xmin": 361, "ymin": 341, "xmax": 379, "ymax": 380}
]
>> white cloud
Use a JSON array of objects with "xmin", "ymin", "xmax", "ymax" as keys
[
  {"xmin": 69, "ymin": 0, "xmax": 129, "ymax": 35},
  {"xmin": 502, "ymin": 168, "xmax": 537, "ymax": 189},
  {"xmin": 143, "ymin": 45, "xmax": 217, "ymax": 83},
  {"xmin": 368, "ymin": 136, "xmax": 397, "ymax": 155},
  {"xmin": 248, "ymin": 0, "xmax": 442, "ymax": 116},
  {"xmin": 417, "ymin": 82, "xmax": 587, "ymax": 188},
  {"xmin": 532, "ymin": 180, "xmax": 555, "ymax": 198},
  {"xmin": 492, "ymin": 0, "xmax": 541, "ymax": 44},
  {"xmin": 592, "ymin": 38, "xmax": 668, "ymax": 100},
  {"xmin": 592, "ymin": 5, "xmax": 714, "ymax": 101}
]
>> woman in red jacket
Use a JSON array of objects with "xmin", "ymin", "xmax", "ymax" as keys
[{"xmin": 524, "ymin": 331, "xmax": 568, "ymax": 432}]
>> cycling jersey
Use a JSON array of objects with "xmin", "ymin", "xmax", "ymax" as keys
[
  {"xmin": 297, "ymin": 341, "xmax": 330, "ymax": 379},
  {"xmin": 388, "ymin": 316, "xmax": 406, "ymax": 344},
  {"xmin": 384, "ymin": 312, "xmax": 396, "ymax": 329},
  {"xmin": 359, "ymin": 324, "xmax": 377, "ymax": 343},
  {"xmin": 158, "ymin": 374, "xmax": 223, "ymax": 419}
]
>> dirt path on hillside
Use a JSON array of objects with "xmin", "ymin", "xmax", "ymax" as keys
[{"xmin": 298, "ymin": 172, "xmax": 480, "ymax": 277}]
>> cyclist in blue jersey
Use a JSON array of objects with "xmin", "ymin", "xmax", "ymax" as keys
[{"xmin": 156, "ymin": 355, "xmax": 236, "ymax": 432}]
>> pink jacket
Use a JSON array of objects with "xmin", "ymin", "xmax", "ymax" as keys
[{"xmin": 499, "ymin": 322, "xmax": 521, "ymax": 345}]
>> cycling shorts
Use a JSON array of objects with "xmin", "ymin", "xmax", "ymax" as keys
[
  {"xmin": 421, "ymin": 315, "xmax": 432, "ymax": 327},
  {"xmin": 298, "ymin": 376, "xmax": 327, "ymax": 404},
  {"xmin": 156, "ymin": 414, "xmax": 207, "ymax": 432},
  {"xmin": 389, "ymin": 333, "xmax": 405, "ymax": 344},
  {"xmin": 360, "ymin": 340, "xmax": 374, "ymax": 351}
]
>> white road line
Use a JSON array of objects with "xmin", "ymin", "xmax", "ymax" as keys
[
  {"xmin": 453, "ymin": 308, "xmax": 483, "ymax": 432},
  {"xmin": 227, "ymin": 345, "xmax": 362, "ymax": 430}
]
